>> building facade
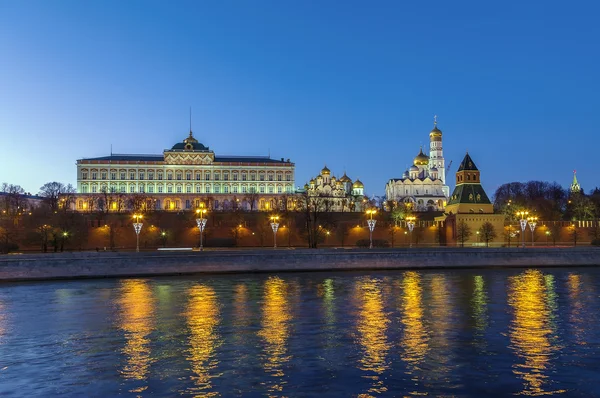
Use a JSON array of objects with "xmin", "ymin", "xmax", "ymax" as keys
[
  {"xmin": 385, "ymin": 120, "xmax": 450, "ymax": 211},
  {"xmin": 74, "ymin": 131, "xmax": 295, "ymax": 211},
  {"xmin": 302, "ymin": 166, "xmax": 366, "ymax": 212}
]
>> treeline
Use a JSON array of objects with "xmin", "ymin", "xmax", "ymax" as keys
[{"xmin": 493, "ymin": 181, "xmax": 600, "ymax": 221}]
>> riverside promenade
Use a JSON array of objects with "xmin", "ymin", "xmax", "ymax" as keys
[{"xmin": 2, "ymin": 247, "xmax": 600, "ymax": 282}]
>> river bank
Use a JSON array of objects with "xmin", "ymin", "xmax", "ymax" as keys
[{"xmin": 1, "ymin": 247, "xmax": 600, "ymax": 282}]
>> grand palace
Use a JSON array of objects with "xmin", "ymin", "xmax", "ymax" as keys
[{"xmin": 74, "ymin": 130, "xmax": 295, "ymax": 212}]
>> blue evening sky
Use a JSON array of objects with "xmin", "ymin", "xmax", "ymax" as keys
[{"xmin": 1, "ymin": 1, "xmax": 598, "ymax": 196}]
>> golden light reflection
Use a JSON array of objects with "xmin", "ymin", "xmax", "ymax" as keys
[
  {"xmin": 428, "ymin": 274, "xmax": 452, "ymax": 379},
  {"xmin": 233, "ymin": 284, "xmax": 250, "ymax": 328},
  {"xmin": 318, "ymin": 279, "xmax": 336, "ymax": 326},
  {"xmin": 355, "ymin": 278, "xmax": 389, "ymax": 396},
  {"xmin": 508, "ymin": 270, "xmax": 564, "ymax": 396},
  {"xmin": 118, "ymin": 280, "xmax": 155, "ymax": 392},
  {"xmin": 259, "ymin": 277, "xmax": 292, "ymax": 396},
  {"xmin": 185, "ymin": 284, "xmax": 221, "ymax": 397},
  {"xmin": 400, "ymin": 272, "xmax": 429, "ymax": 370},
  {"xmin": 472, "ymin": 275, "xmax": 488, "ymax": 333}
]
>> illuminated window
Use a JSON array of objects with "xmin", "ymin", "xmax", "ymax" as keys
[
  {"xmin": 215, "ymin": 173, "xmax": 220, "ymax": 181},
  {"xmin": 186, "ymin": 173, "xmax": 191, "ymax": 180},
  {"xmin": 158, "ymin": 173, "xmax": 163, "ymax": 180},
  {"xmin": 268, "ymin": 174, "xmax": 273, "ymax": 181},
  {"xmin": 205, "ymin": 186, "xmax": 210, "ymax": 193},
  {"xmin": 242, "ymin": 173, "xmax": 247, "ymax": 181},
  {"xmin": 91, "ymin": 185, "xmax": 97, "ymax": 193},
  {"xmin": 242, "ymin": 186, "xmax": 247, "ymax": 193},
  {"xmin": 215, "ymin": 185, "xmax": 220, "ymax": 193},
  {"xmin": 277, "ymin": 186, "xmax": 282, "ymax": 194},
  {"xmin": 196, "ymin": 173, "xmax": 201, "ymax": 180},
  {"xmin": 167, "ymin": 186, "xmax": 173, "ymax": 193},
  {"xmin": 186, "ymin": 185, "xmax": 192, "ymax": 193},
  {"xmin": 167, "ymin": 173, "xmax": 173, "ymax": 180},
  {"xmin": 233, "ymin": 173, "xmax": 238, "ymax": 181},
  {"xmin": 101, "ymin": 172, "xmax": 107, "ymax": 180},
  {"xmin": 233, "ymin": 186, "xmax": 238, "ymax": 193},
  {"xmin": 82, "ymin": 172, "xmax": 88, "ymax": 180},
  {"xmin": 224, "ymin": 186, "xmax": 229, "ymax": 193},
  {"xmin": 268, "ymin": 186, "xmax": 274, "ymax": 193},
  {"xmin": 224, "ymin": 173, "xmax": 229, "ymax": 181},
  {"xmin": 139, "ymin": 172, "xmax": 144, "ymax": 180},
  {"xmin": 120, "ymin": 185, "xmax": 125, "ymax": 193},
  {"xmin": 260, "ymin": 186, "xmax": 265, "ymax": 193}
]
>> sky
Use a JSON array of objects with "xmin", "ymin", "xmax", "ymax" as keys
[{"xmin": 1, "ymin": 0, "xmax": 599, "ymax": 197}]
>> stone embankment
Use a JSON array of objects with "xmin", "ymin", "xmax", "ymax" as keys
[{"xmin": 1, "ymin": 247, "xmax": 600, "ymax": 282}]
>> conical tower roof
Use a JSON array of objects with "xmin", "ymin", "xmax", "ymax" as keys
[{"xmin": 457, "ymin": 152, "xmax": 479, "ymax": 171}]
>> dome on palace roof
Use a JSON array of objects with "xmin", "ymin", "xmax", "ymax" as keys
[
  {"xmin": 172, "ymin": 131, "xmax": 209, "ymax": 151},
  {"xmin": 414, "ymin": 148, "xmax": 429, "ymax": 166},
  {"xmin": 352, "ymin": 179, "xmax": 364, "ymax": 189}
]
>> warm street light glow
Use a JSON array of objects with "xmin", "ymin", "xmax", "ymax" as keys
[
  {"xmin": 517, "ymin": 211, "xmax": 530, "ymax": 248},
  {"xmin": 132, "ymin": 214, "xmax": 143, "ymax": 252},
  {"xmin": 270, "ymin": 215, "xmax": 280, "ymax": 248},
  {"xmin": 406, "ymin": 216, "xmax": 416, "ymax": 248},
  {"xmin": 365, "ymin": 208, "xmax": 377, "ymax": 249}
]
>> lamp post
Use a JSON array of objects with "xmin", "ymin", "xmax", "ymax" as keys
[
  {"xmin": 270, "ymin": 215, "xmax": 280, "ymax": 248},
  {"xmin": 528, "ymin": 216, "xmax": 538, "ymax": 247},
  {"xmin": 132, "ymin": 214, "xmax": 143, "ymax": 252},
  {"xmin": 545, "ymin": 230, "xmax": 550, "ymax": 246},
  {"xmin": 366, "ymin": 209, "xmax": 377, "ymax": 249},
  {"xmin": 517, "ymin": 210, "xmax": 529, "ymax": 248},
  {"xmin": 406, "ymin": 216, "xmax": 416, "ymax": 248},
  {"xmin": 195, "ymin": 208, "xmax": 208, "ymax": 251}
]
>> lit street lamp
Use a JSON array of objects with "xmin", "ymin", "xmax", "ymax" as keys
[
  {"xmin": 133, "ymin": 214, "xmax": 143, "ymax": 252},
  {"xmin": 528, "ymin": 216, "xmax": 538, "ymax": 246},
  {"xmin": 270, "ymin": 215, "xmax": 280, "ymax": 248},
  {"xmin": 366, "ymin": 209, "xmax": 377, "ymax": 249},
  {"xmin": 517, "ymin": 210, "xmax": 529, "ymax": 248},
  {"xmin": 406, "ymin": 216, "xmax": 416, "ymax": 248},
  {"xmin": 545, "ymin": 230, "xmax": 550, "ymax": 246},
  {"xmin": 195, "ymin": 208, "xmax": 208, "ymax": 251}
]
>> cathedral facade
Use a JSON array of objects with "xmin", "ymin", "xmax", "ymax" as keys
[
  {"xmin": 385, "ymin": 121, "xmax": 450, "ymax": 211},
  {"xmin": 303, "ymin": 166, "xmax": 366, "ymax": 212},
  {"xmin": 74, "ymin": 130, "xmax": 295, "ymax": 212}
]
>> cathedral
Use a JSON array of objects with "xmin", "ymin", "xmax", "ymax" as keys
[
  {"xmin": 385, "ymin": 120, "xmax": 450, "ymax": 211},
  {"xmin": 303, "ymin": 166, "xmax": 366, "ymax": 212}
]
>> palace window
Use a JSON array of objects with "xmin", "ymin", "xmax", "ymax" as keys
[
  {"xmin": 196, "ymin": 173, "xmax": 201, "ymax": 180},
  {"xmin": 268, "ymin": 186, "xmax": 274, "ymax": 193},
  {"xmin": 101, "ymin": 172, "xmax": 107, "ymax": 180},
  {"xmin": 259, "ymin": 174, "xmax": 265, "ymax": 181},
  {"xmin": 165, "ymin": 200, "xmax": 170, "ymax": 210},
  {"xmin": 176, "ymin": 186, "xmax": 182, "ymax": 193},
  {"xmin": 224, "ymin": 173, "xmax": 229, "ymax": 181},
  {"xmin": 215, "ymin": 173, "xmax": 220, "ymax": 181},
  {"xmin": 196, "ymin": 185, "xmax": 201, "ymax": 193},
  {"xmin": 158, "ymin": 173, "xmax": 163, "ymax": 180},
  {"xmin": 82, "ymin": 185, "xmax": 88, "ymax": 193},
  {"xmin": 130, "ymin": 186, "xmax": 135, "ymax": 193},
  {"xmin": 215, "ymin": 185, "xmax": 220, "ymax": 193},
  {"xmin": 82, "ymin": 172, "xmax": 88, "ymax": 180},
  {"xmin": 92, "ymin": 172, "xmax": 97, "ymax": 180},
  {"xmin": 120, "ymin": 185, "xmax": 125, "ymax": 193},
  {"xmin": 286, "ymin": 186, "xmax": 292, "ymax": 193},
  {"xmin": 233, "ymin": 173, "xmax": 238, "ymax": 181},
  {"xmin": 149, "ymin": 172, "xmax": 154, "ymax": 180},
  {"xmin": 130, "ymin": 173, "xmax": 135, "ymax": 180},
  {"xmin": 109, "ymin": 172, "xmax": 115, "ymax": 180},
  {"xmin": 260, "ymin": 186, "xmax": 265, "ymax": 193},
  {"xmin": 205, "ymin": 186, "xmax": 210, "ymax": 193},
  {"xmin": 286, "ymin": 174, "xmax": 291, "ymax": 181},
  {"xmin": 186, "ymin": 200, "xmax": 191, "ymax": 209},
  {"xmin": 277, "ymin": 186, "xmax": 282, "ymax": 194},
  {"xmin": 91, "ymin": 185, "xmax": 97, "ymax": 193},
  {"xmin": 233, "ymin": 186, "xmax": 238, "ymax": 193},
  {"xmin": 242, "ymin": 174, "xmax": 247, "ymax": 181},
  {"xmin": 167, "ymin": 173, "xmax": 173, "ymax": 180},
  {"xmin": 167, "ymin": 186, "xmax": 173, "ymax": 193},
  {"xmin": 277, "ymin": 174, "xmax": 282, "ymax": 181},
  {"xmin": 242, "ymin": 186, "xmax": 247, "ymax": 193},
  {"xmin": 224, "ymin": 186, "xmax": 229, "ymax": 193},
  {"xmin": 148, "ymin": 186, "xmax": 154, "ymax": 193},
  {"xmin": 186, "ymin": 173, "xmax": 191, "ymax": 180},
  {"xmin": 139, "ymin": 184, "xmax": 145, "ymax": 193},
  {"xmin": 120, "ymin": 172, "xmax": 125, "ymax": 180},
  {"xmin": 158, "ymin": 186, "xmax": 163, "ymax": 193},
  {"xmin": 250, "ymin": 186, "xmax": 257, "ymax": 193},
  {"xmin": 176, "ymin": 173, "xmax": 182, "ymax": 181},
  {"xmin": 250, "ymin": 173, "xmax": 256, "ymax": 181},
  {"xmin": 205, "ymin": 173, "xmax": 210, "ymax": 181},
  {"xmin": 268, "ymin": 174, "xmax": 273, "ymax": 181},
  {"xmin": 186, "ymin": 185, "xmax": 192, "ymax": 193},
  {"xmin": 139, "ymin": 172, "xmax": 144, "ymax": 180}
]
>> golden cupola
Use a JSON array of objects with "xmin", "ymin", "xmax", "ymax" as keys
[
  {"xmin": 413, "ymin": 147, "xmax": 429, "ymax": 166},
  {"xmin": 321, "ymin": 165, "xmax": 331, "ymax": 175}
]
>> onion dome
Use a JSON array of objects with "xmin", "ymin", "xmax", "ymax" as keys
[
  {"xmin": 303, "ymin": 183, "xmax": 309, "ymax": 190},
  {"xmin": 402, "ymin": 170, "xmax": 409, "ymax": 178},
  {"xmin": 414, "ymin": 148, "xmax": 429, "ymax": 166},
  {"xmin": 409, "ymin": 165, "xmax": 419, "ymax": 172},
  {"xmin": 352, "ymin": 179, "xmax": 364, "ymax": 189},
  {"xmin": 321, "ymin": 165, "xmax": 331, "ymax": 175},
  {"xmin": 430, "ymin": 126, "xmax": 442, "ymax": 141},
  {"xmin": 309, "ymin": 178, "xmax": 316, "ymax": 185},
  {"xmin": 339, "ymin": 173, "xmax": 351, "ymax": 182}
]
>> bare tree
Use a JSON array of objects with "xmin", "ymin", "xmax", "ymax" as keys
[
  {"xmin": 456, "ymin": 220, "xmax": 472, "ymax": 247},
  {"xmin": 478, "ymin": 222, "xmax": 497, "ymax": 247},
  {"xmin": 243, "ymin": 189, "xmax": 260, "ymax": 211},
  {"xmin": 38, "ymin": 182, "xmax": 76, "ymax": 212}
]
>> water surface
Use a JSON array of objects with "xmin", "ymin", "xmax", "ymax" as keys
[{"xmin": 1, "ymin": 268, "xmax": 599, "ymax": 397}]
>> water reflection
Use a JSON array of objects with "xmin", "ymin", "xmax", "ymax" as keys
[
  {"xmin": 355, "ymin": 278, "xmax": 390, "ymax": 396},
  {"xmin": 567, "ymin": 274, "xmax": 584, "ymax": 344},
  {"xmin": 400, "ymin": 272, "xmax": 429, "ymax": 369},
  {"xmin": 508, "ymin": 270, "xmax": 564, "ymax": 396},
  {"xmin": 318, "ymin": 279, "xmax": 336, "ymax": 327},
  {"xmin": 429, "ymin": 274, "xmax": 452, "ymax": 381},
  {"xmin": 184, "ymin": 284, "xmax": 221, "ymax": 397},
  {"xmin": 258, "ymin": 277, "xmax": 292, "ymax": 396},
  {"xmin": 0, "ymin": 298, "xmax": 6, "ymax": 343},
  {"xmin": 117, "ymin": 279, "xmax": 155, "ymax": 392},
  {"xmin": 472, "ymin": 275, "xmax": 488, "ymax": 334}
]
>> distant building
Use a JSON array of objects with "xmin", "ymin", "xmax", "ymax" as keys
[
  {"xmin": 385, "ymin": 120, "xmax": 450, "ymax": 211},
  {"xmin": 302, "ymin": 166, "xmax": 366, "ymax": 212},
  {"xmin": 570, "ymin": 170, "xmax": 581, "ymax": 194},
  {"xmin": 74, "ymin": 130, "xmax": 295, "ymax": 212},
  {"xmin": 436, "ymin": 152, "xmax": 505, "ymax": 246}
]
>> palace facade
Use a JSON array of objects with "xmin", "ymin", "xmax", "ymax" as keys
[
  {"xmin": 302, "ymin": 166, "xmax": 366, "ymax": 212},
  {"xmin": 385, "ymin": 120, "xmax": 450, "ymax": 211},
  {"xmin": 74, "ymin": 131, "xmax": 295, "ymax": 211}
]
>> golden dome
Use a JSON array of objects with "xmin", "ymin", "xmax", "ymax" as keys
[
  {"xmin": 339, "ymin": 173, "xmax": 351, "ymax": 182},
  {"xmin": 321, "ymin": 165, "xmax": 330, "ymax": 175},
  {"xmin": 414, "ymin": 148, "xmax": 429, "ymax": 166},
  {"xmin": 309, "ymin": 178, "xmax": 316, "ymax": 184},
  {"xmin": 430, "ymin": 126, "xmax": 442, "ymax": 138},
  {"xmin": 352, "ymin": 179, "xmax": 364, "ymax": 189}
]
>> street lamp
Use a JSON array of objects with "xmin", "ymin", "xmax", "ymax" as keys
[
  {"xmin": 195, "ymin": 208, "xmax": 208, "ymax": 251},
  {"xmin": 366, "ymin": 209, "xmax": 377, "ymax": 249},
  {"xmin": 270, "ymin": 215, "xmax": 280, "ymax": 248},
  {"xmin": 133, "ymin": 214, "xmax": 143, "ymax": 252},
  {"xmin": 528, "ymin": 216, "xmax": 538, "ymax": 247},
  {"xmin": 545, "ymin": 230, "xmax": 550, "ymax": 246},
  {"xmin": 406, "ymin": 216, "xmax": 416, "ymax": 248},
  {"xmin": 517, "ymin": 210, "xmax": 529, "ymax": 248}
]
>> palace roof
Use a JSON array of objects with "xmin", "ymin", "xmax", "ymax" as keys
[{"xmin": 78, "ymin": 154, "xmax": 291, "ymax": 164}]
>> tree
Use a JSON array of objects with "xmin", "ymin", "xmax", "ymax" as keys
[
  {"xmin": 243, "ymin": 189, "xmax": 260, "ymax": 211},
  {"xmin": 336, "ymin": 222, "xmax": 351, "ymax": 248},
  {"xmin": 478, "ymin": 222, "xmax": 497, "ymax": 247},
  {"xmin": 456, "ymin": 220, "xmax": 472, "ymax": 247},
  {"xmin": 38, "ymin": 182, "xmax": 76, "ymax": 212},
  {"xmin": 295, "ymin": 191, "xmax": 334, "ymax": 248}
]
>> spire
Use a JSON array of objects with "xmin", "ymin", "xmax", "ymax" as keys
[
  {"xmin": 570, "ymin": 170, "xmax": 581, "ymax": 193},
  {"xmin": 189, "ymin": 107, "xmax": 193, "ymax": 137},
  {"xmin": 434, "ymin": 114, "xmax": 438, "ymax": 127}
]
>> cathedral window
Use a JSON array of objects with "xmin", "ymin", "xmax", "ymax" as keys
[
  {"xmin": 469, "ymin": 194, "xmax": 474, "ymax": 200},
  {"xmin": 477, "ymin": 194, "xmax": 481, "ymax": 201},
  {"xmin": 467, "ymin": 174, "xmax": 471, "ymax": 181}
]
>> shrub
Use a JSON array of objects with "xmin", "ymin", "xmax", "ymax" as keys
[{"xmin": 355, "ymin": 239, "xmax": 390, "ymax": 248}]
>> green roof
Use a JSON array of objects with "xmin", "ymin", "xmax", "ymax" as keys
[
  {"xmin": 447, "ymin": 184, "xmax": 491, "ymax": 206},
  {"xmin": 457, "ymin": 153, "xmax": 479, "ymax": 171}
]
